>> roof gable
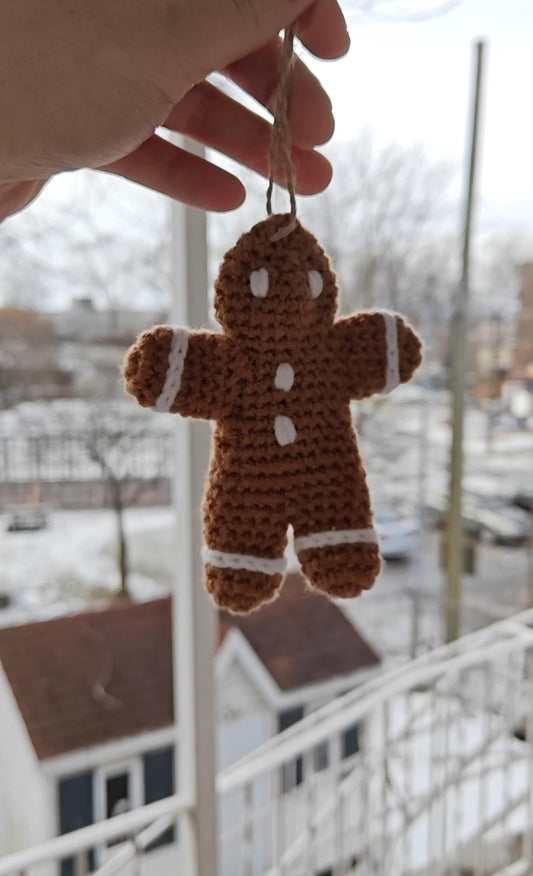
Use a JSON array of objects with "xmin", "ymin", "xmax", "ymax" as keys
[
  {"xmin": 0, "ymin": 574, "xmax": 379, "ymax": 760},
  {"xmin": 220, "ymin": 572, "xmax": 380, "ymax": 691}
]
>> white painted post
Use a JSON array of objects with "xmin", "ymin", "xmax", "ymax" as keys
[{"xmin": 170, "ymin": 162, "xmax": 217, "ymax": 876}]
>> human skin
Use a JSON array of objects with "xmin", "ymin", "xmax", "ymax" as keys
[{"xmin": 0, "ymin": 0, "xmax": 349, "ymax": 220}]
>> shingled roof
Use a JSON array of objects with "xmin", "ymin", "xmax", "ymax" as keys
[
  {"xmin": 219, "ymin": 572, "xmax": 380, "ymax": 691},
  {"xmin": 0, "ymin": 573, "xmax": 379, "ymax": 760}
]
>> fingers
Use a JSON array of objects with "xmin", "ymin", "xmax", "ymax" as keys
[
  {"xmin": 101, "ymin": 135, "xmax": 245, "ymax": 211},
  {"xmin": 294, "ymin": 0, "xmax": 350, "ymax": 59},
  {"xmin": 0, "ymin": 180, "xmax": 47, "ymax": 222},
  {"xmin": 193, "ymin": 0, "xmax": 349, "ymax": 77},
  {"xmin": 164, "ymin": 82, "xmax": 332, "ymax": 191},
  {"xmin": 223, "ymin": 37, "xmax": 334, "ymax": 149},
  {"xmin": 102, "ymin": 128, "xmax": 331, "ymax": 212}
]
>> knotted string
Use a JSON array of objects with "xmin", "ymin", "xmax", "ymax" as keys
[{"xmin": 266, "ymin": 27, "xmax": 298, "ymax": 241}]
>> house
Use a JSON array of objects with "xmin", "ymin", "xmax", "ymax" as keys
[
  {"xmin": 0, "ymin": 573, "xmax": 379, "ymax": 876},
  {"xmin": 49, "ymin": 299, "xmax": 165, "ymax": 345}
]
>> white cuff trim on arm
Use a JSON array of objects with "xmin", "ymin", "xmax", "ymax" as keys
[
  {"xmin": 381, "ymin": 311, "xmax": 400, "ymax": 394},
  {"xmin": 153, "ymin": 327, "xmax": 190, "ymax": 412}
]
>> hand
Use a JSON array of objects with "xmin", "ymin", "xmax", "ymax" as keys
[{"xmin": 0, "ymin": 0, "xmax": 349, "ymax": 220}]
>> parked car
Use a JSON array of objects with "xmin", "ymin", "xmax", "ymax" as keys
[
  {"xmin": 375, "ymin": 510, "xmax": 417, "ymax": 561},
  {"xmin": 423, "ymin": 494, "xmax": 481, "ymax": 539},
  {"xmin": 464, "ymin": 493, "xmax": 531, "ymax": 546},
  {"xmin": 424, "ymin": 492, "xmax": 530, "ymax": 546},
  {"xmin": 6, "ymin": 505, "xmax": 48, "ymax": 532},
  {"xmin": 511, "ymin": 489, "xmax": 533, "ymax": 513}
]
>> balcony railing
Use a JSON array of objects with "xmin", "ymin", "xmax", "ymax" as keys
[{"xmin": 2, "ymin": 608, "xmax": 533, "ymax": 876}]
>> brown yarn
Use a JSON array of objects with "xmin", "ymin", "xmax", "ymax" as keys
[
  {"xmin": 123, "ymin": 216, "xmax": 422, "ymax": 614},
  {"xmin": 266, "ymin": 27, "xmax": 297, "ymax": 240}
]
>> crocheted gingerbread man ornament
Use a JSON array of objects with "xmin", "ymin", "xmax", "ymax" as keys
[{"xmin": 123, "ymin": 214, "xmax": 422, "ymax": 614}]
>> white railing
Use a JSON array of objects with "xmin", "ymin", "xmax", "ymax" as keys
[
  {"xmin": 3, "ymin": 609, "xmax": 533, "ymax": 876},
  {"xmin": 217, "ymin": 608, "xmax": 533, "ymax": 876}
]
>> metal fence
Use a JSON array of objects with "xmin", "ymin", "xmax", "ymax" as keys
[{"xmin": 0, "ymin": 433, "xmax": 173, "ymax": 484}]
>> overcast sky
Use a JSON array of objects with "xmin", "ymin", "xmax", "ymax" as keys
[
  {"xmin": 3, "ymin": 0, "xmax": 532, "ymax": 311},
  {"xmin": 313, "ymin": 0, "xmax": 533, "ymax": 228}
]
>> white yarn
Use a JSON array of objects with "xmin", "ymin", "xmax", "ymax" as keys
[
  {"xmin": 308, "ymin": 270, "xmax": 323, "ymax": 298},
  {"xmin": 275, "ymin": 362, "xmax": 294, "ymax": 392},
  {"xmin": 381, "ymin": 311, "xmax": 400, "ymax": 394},
  {"xmin": 250, "ymin": 267, "xmax": 269, "ymax": 298},
  {"xmin": 153, "ymin": 327, "xmax": 189, "ymax": 413},
  {"xmin": 202, "ymin": 547, "xmax": 287, "ymax": 576},
  {"xmin": 294, "ymin": 528, "xmax": 378, "ymax": 553},
  {"xmin": 274, "ymin": 415, "xmax": 297, "ymax": 446}
]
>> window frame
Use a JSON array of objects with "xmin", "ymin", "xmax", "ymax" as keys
[{"xmin": 93, "ymin": 758, "xmax": 143, "ymax": 865}]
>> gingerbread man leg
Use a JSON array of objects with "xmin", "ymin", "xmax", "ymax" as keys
[
  {"xmin": 291, "ymin": 460, "xmax": 382, "ymax": 599},
  {"xmin": 202, "ymin": 477, "xmax": 288, "ymax": 614}
]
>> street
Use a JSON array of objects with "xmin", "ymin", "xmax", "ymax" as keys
[{"xmin": 344, "ymin": 528, "xmax": 532, "ymax": 662}]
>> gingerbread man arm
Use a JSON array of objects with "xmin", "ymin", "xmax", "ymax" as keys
[
  {"xmin": 332, "ymin": 311, "xmax": 422, "ymax": 401},
  {"xmin": 123, "ymin": 325, "xmax": 231, "ymax": 420}
]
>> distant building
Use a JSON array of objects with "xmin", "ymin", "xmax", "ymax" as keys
[
  {"xmin": 47, "ymin": 299, "xmax": 167, "ymax": 400},
  {"xmin": 0, "ymin": 576, "xmax": 379, "ymax": 875},
  {"xmin": 502, "ymin": 263, "xmax": 533, "ymax": 421},
  {"xmin": 511, "ymin": 263, "xmax": 533, "ymax": 380},
  {"xmin": 49, "ymin": 299, "xmax": 166, "ymax": 345}
]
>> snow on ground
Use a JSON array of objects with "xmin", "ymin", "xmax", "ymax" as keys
[
  {"xmin": 0, "ymin": 390, "xmax": 532, "ymax": 661},
  {"xmin": 0, "ymin": 506, "xmax": 173, "ymax": 627}
]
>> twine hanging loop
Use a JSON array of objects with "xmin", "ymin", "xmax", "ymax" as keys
[{"xmin": 266, "ymin": 27, "xmax": 298, "ymax": 241}]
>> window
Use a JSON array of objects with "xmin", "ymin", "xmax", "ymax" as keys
[
  {"xmin": 58, "ymin": 745, "xmax": 176, "ymax": 873},
  {"xmin": 95, "ymin": 762, "xmax": 142, "ymax": 852},
  {"xmin": 106, "ymin": 771, "xmax": 131, "ymax": 820},
  {"xmin": 313, "ymin": 741, "xmax": 329, "ymax": 772},
  {"xmin": 278, "ymin": 706, "xmax": 304, "ymax": 791},
  {"xmin": 58, "ymin": 772, "xmax": 95, "ymax": 876},
  {"xmin": 342, "ymin": 723, "xmax": 360, "ymax": 759},
  {"xmin": 143, "ymin": 747, "xmax": 175, "ymax": 849}
]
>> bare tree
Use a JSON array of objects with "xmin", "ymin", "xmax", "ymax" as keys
[
  {"xmin": 299, "ymin": 131, "xmax": 455, "ymax": 319},
  {"xmin": 0, "ymin": 172, "xmax": 172, "ymax": 319},
  {"xmin": 80, "ymin": 404, "xmax": 168, "ymax": 600},
  {"xmin": 39, "ymin": 400, "xmax": 169, "ymax": 599}
]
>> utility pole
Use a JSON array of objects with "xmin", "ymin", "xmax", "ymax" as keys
[{"xmin": 445, "ymin": 41, "xmax": 486, "ymax": 643}]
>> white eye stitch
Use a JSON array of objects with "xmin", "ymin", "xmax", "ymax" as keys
[
  {"xmin": 308, "ymin": 270, "xmax": 323, "ymax": 298},
  {"xmin": 250, "ymin": 267, "xmax": 269, "ymax": 298}
]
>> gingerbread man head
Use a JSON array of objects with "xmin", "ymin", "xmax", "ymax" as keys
[
  {"xmin": 214, "ymin": 215, "xmax": 337, "ymax": 340},
  {"xmin": 124, "ymin": 215, "xmax": 422, "ymax": 614}
]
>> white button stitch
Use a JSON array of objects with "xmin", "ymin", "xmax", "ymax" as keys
[
  {"xmin": 274, "ymin": 415, "xmax": 297, "ymax": 446},
  {"xmin": 274, "ymin": 362, "xmax": 294, "ymax": 392}
]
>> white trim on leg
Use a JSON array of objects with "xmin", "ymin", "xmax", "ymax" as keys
[
  {"xmin": 381, "ymin": 311, "xmax": 400, "ymax": 394},
  {"xmin": 153, "ymin": 327, "xmax": 190, "ymax": 412},
  {"xmin": 202, "ymin": 547, "xmax": 287, "ymax": 576},
  {"xmin": 294, "ymin": 528, "xmax": 378, "ymax": 553}
]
